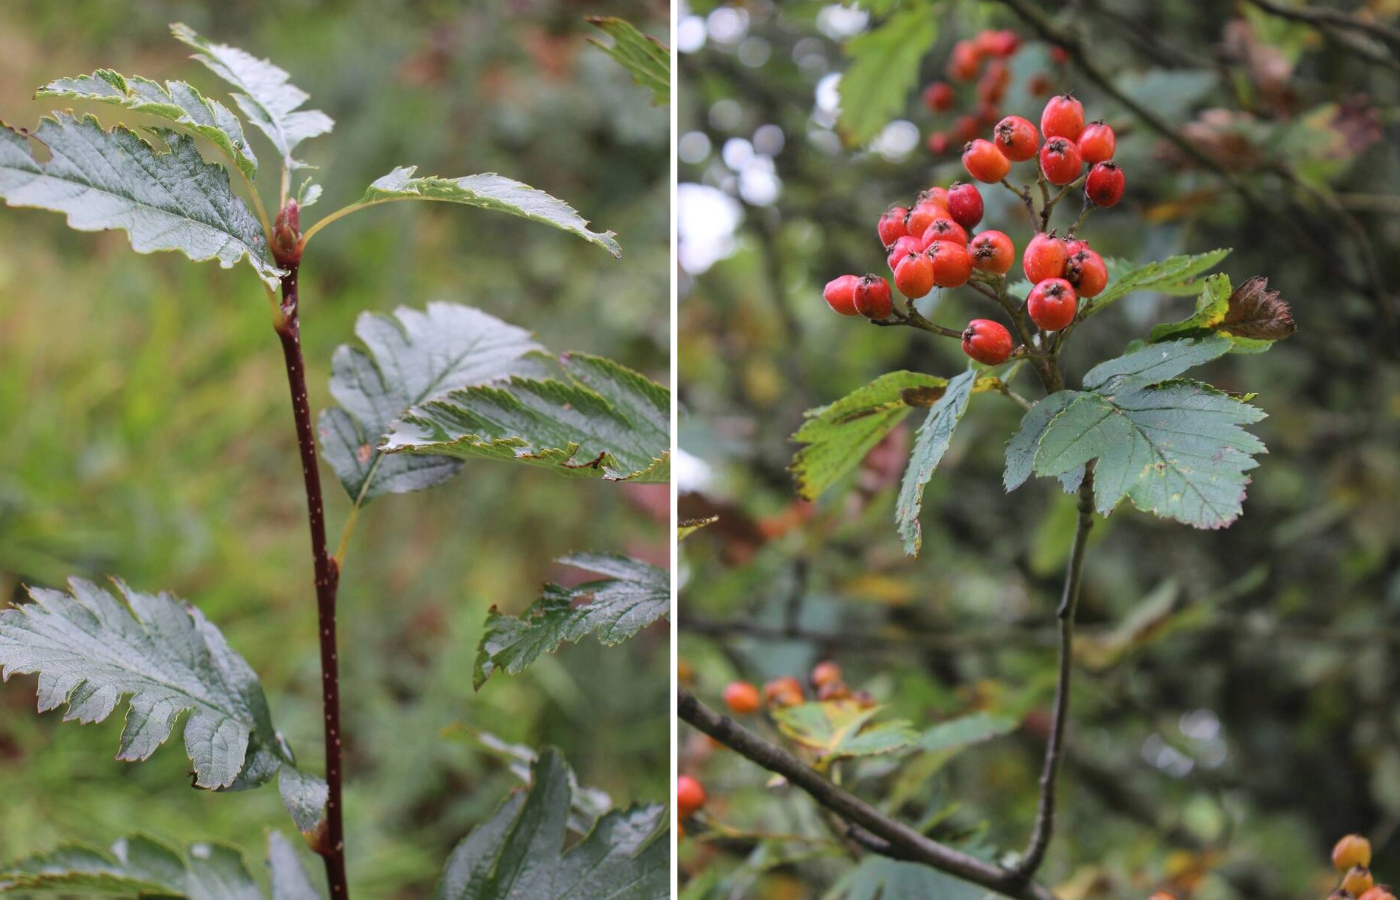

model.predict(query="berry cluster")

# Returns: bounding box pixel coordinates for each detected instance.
[1327,834,1392,900]
[923,30,1065,156]
[723,659,873,714]
[822,91,1124,368]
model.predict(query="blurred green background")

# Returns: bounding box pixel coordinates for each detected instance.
[0,0,669,894]
[677,0,1400,898]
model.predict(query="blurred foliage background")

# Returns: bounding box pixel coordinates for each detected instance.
[677,0,1400,898]
[0,0,669,895]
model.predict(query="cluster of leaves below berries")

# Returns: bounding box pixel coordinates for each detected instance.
[1326,834,1394,900]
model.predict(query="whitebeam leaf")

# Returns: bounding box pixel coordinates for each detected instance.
[382,353,670,483]
[171,23,332,166]
[1085,249,1231,318]
[474,554,669,689]
[338,166,621,257]
[37,69,259,178]
[1005,338,1268,529]
[432,748,667,900]
[586,17,670,106]
[0,114,281,287]
[318,302,545,504]
[0,834,263,899]
[267,833,318,900]
[0,578,299,791]
[895,368,979,557]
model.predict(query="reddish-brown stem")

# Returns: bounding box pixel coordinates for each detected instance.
[275,266,349,899]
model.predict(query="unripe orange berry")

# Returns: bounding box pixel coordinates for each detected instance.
[1344,867,1376,897]
[1147,894,1178,900]
[811,660,842,688]
[1334,835,1373,872]
[722,681,761,715]
[764,676,805,708]
[676,775,706,818]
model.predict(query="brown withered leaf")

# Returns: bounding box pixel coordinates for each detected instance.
[1221,276,1296,341]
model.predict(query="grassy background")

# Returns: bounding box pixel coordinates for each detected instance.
[0,0,670,895]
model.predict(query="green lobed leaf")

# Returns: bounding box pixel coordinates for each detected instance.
[1086,249,1232,318]
[587,17,670,106]
[1005,338,1269,529]
[474,554,669,689]
[171,23,332,166]
[677,516,718,542]
[266,833,317,900]
[790,371,947,501]
[0,113,281,287]
[895,368,979,557]
[772,700,918,766]
[1149,274,1295,352]
[474,730,614,833]
[0,834,262,899]
[37,69,259,178]
[333,166,621,257]
[432,747,667,900]
[382,352,670,483]
[838,9,938,146]
[835,856,988,900]
[919,713,1018,755]
[318,302,545,505]
[0,578,313,800]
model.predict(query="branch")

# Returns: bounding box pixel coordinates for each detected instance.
[1243,0,1400,52]
[275,264,350,899]
[677,688,1063,900]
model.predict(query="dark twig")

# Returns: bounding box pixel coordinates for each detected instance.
[1243,0,1400,51]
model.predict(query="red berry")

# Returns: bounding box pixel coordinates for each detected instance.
[1027,278,1078,331]
[975,101,1001,127]
[1077,121,1116,163]
[886,235,923,270]
[969,230,1014,274]
[926,131,951,155]
[1359,889,1396,900]
[1050,45,1069,65]
[853,274,894,319]
[962,319,1013,365]
[823,275,861,316]
[1022,232,1068,282]
[723,681,761,715]
[923,81,955,112]
[894,252,935,298]
[1085,161,1125,207]
[921,216,968,247]
[946,182,984,229]
[1041,93,1085,141]
[905,199,945,238]
[977,60,1010,104]
[1065,248,1107,298]
[922,186,951,208]
[677,775,706,818]
[993,115,1039,162]
[1028,72,1053,97]
[962,139,1011,183]
[1039,137,1083,185]
[811,660,842,687]
[878,207,909,246]
[953,114,982,143]
[948,40,981,81]
[928,240,973,288]
[764,676,805,707]
[1063,238,1088,257]
[985,29,1021,57]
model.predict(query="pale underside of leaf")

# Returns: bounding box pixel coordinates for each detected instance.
[171,23,332,165]
[895,369,979,557]
[474,554,669,689]
[317,302,546,504]
[0,113,280,286]
[266,832,318,900]
[382,352,670,484]
[38,69,259,178]
[1086,248,1231,317]
[432,748,668,900]
[0,834,262,900]
[586,17,670,106]
[350,166,621,257]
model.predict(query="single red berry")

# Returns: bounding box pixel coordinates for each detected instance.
[969,230,1014,274]
[1334,835,1373,872]
[1022,232,1068,282]
[1077,121,1116,163]
[953,114,982,143]
[1027,278,1078,331]
[1085,161,1125,206]
[993,115,1039,162]
[1359,889,1396,900]
[723,681,761,715]
[1065,248,1107,298]
[894,252,935,298]
[811,660,842,687]
[1063,238,1088,257]
[886,235,923,271]
[763,676,805,707]
[962,139,1011,183]
[1028,72,1053,96]
[905,199,946,239]
[985,29,1020,57]
[926,131,951,155]
[977,60,1010,104]
[975,101,1001,127]
[823,275,861,316]
[878,207,910,245]
[1039,136,1083,185]
[948,40,981,81]
[1050,45,1069,65]
[946,182,984,229]
[962,319,1013,365]
[974,29,999,56]
[922,186,951,208]
[921,215,968,247]
[853,274,894,319]
[1041,93,1085,141]
[923,81,955,112]
[677,775,706,818]
[928,240,973,288]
